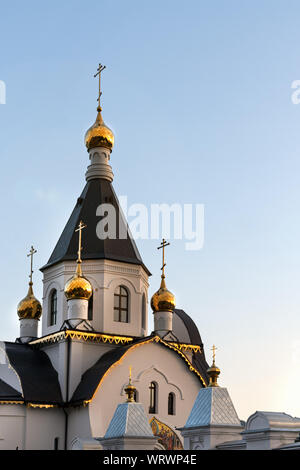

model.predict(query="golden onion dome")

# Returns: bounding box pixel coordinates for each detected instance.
[85,109,114,151]
[17,283,42,320]
[151,276,176,313]
[207,346,220,387]
[64,264,92,301]
[207,363,220,387]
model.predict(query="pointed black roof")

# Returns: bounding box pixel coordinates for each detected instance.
[41,179,150,274]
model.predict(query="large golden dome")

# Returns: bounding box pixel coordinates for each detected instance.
[64,265,92,301]
[85,110,114,151]
[17,284,42,320]
[151,276,176,312]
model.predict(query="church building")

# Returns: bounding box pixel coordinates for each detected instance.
[0,64,211,450]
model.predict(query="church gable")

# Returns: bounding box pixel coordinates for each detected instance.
[85,338,206,440]
[71,336,207,406]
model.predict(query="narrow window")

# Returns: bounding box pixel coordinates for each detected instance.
[54,437,59,450]
[149,381,157,414]
[50,290,57,326]
[141,293,146,330]
[168,392,175,415]
[114,286,129,323]
[134,389,139,403]
[88,293,93,321]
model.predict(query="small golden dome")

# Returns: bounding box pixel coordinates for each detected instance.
[207,363,220,387]
[64,264,92,301]
[151,276,176,312]
[85,109,114,151]
[17,283,42,320]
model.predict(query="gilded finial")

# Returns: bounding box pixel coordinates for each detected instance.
[74,220,87,276]
[124,366,136,403]
[85,63,114,151]
[157,238,170,287]
[150,239,176,312]
[17,246,42,320]
[94,63,106,113]
[64,220,92,301]
[207,344,220,387]
[27,246,37,287]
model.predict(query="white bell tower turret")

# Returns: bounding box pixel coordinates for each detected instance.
[40,64,150,338]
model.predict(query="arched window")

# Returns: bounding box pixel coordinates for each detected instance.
[88,293,93,321]
[141,293,146,330]
[50,290,57,326]
[168,392,175,415]
[134,389,139,403]
[149,381,158,414]
[114,286,129,323]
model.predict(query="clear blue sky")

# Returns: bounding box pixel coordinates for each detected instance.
[1,0,300,420]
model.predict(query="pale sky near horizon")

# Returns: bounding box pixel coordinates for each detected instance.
[1,0,300,421]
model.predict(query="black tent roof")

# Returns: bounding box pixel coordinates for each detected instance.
[3,342,62,405]
[41,179,150,275]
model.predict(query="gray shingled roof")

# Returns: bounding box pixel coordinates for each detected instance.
[104,402,154,438]
[185,387,241,428]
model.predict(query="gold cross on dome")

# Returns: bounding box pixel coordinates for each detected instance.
[75,220,87,263]
[27,246,37,284]
[94,63,106,112]
[157,238,170,278]
[211,344,217,363]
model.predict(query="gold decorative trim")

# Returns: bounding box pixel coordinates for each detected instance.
[82,335,206,406]
[168,342,202,353]
[0,400,24,405]
[27,403,57,409]
[29,330,134,347]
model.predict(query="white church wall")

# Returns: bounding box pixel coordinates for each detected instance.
[87,341,202,440]
[0,405,25,450]
[24,407,65,450]
[41,259,149,338]
[67,405,93,450]
[40,341,68,401]
[67,340,120,398]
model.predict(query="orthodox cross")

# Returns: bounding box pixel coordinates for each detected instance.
[211,344,217,364]
[75,220,87,264]
[27,246,37,285]
[157,238,170,278]
[94,63,106,112]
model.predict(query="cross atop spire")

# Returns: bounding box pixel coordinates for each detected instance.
[211,344,217,365]
[157,238,170,280]
[27,246,37,286]
[94,63,106,112]
[75,220,87,275]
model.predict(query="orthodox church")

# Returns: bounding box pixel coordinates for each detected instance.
[1,65,299,451]
[0,64,212,450]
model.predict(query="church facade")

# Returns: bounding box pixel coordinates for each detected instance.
[1,66,299,451]
[0,65,210,450]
